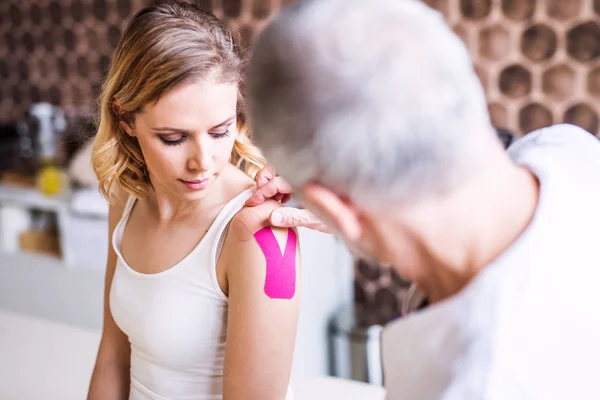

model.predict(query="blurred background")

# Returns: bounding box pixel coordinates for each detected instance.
[0,0,599,399]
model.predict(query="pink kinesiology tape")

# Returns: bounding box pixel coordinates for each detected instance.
[253,227,297,299]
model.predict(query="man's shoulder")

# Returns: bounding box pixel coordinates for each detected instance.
[508,124,600,160]
[381,289,496,399]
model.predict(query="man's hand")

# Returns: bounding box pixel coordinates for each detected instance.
[269,207,332,234]
[246,165,333,234]
[246,165,292,206]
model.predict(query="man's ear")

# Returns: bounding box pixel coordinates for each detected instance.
[300,183,362,242]
[113,102,135,137]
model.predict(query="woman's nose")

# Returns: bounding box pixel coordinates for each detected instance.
[187,141,213,172]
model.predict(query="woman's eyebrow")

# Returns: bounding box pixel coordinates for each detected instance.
[151,127,189,133]
[209,115,236,130]
[151,116,235,133]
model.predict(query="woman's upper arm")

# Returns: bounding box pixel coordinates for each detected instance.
[97,187,131,364]
[221,221,301,400]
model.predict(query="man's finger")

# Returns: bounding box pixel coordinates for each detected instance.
[274,193,284,202]
[246,180,280,206]
[246,177,293,206]
[270,208,333,234]
[281,194,292,204]
[255,164,277,187]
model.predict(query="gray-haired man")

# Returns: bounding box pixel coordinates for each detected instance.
[245,0,600,399]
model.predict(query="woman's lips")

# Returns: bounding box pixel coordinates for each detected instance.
[179,178,210,190]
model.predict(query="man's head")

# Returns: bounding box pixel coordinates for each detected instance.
[247,0,500,264]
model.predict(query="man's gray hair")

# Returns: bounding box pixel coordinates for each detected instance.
[247,0,496,206]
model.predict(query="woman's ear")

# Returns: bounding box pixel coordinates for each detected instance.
[113,102,135,137]
[120,121,135,137]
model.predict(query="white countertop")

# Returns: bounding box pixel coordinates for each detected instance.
[0,309,101,400]
[0,308,386,400]
[293,376,386,400]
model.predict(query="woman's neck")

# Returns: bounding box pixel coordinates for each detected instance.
[145,176,225,223]
[144,164,255,223]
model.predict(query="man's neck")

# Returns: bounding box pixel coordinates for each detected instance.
[377,154,540,304]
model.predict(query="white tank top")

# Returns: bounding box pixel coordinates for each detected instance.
[110,188,290,399]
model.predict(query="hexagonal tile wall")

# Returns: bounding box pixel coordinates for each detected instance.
[588,66,600,97]
[2,0,599,135]
[543,64,576,101]
[567,21,600,62]
[489,102,508,127]
[565,103,600,133]
[547,0,583,20]
[461,0,492,19]
[521,24,558,62]
[480,24,511,61]
[0,0,292,122]
[447,0,600,137]
[502,0,536,22]
[519,102,554,133]
[500,64,533,98]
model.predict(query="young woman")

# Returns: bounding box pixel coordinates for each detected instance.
[87,2,301,399]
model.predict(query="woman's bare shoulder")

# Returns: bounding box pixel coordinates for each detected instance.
[229,200,283,242]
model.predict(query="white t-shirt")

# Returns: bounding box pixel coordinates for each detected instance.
[381,124,600,400]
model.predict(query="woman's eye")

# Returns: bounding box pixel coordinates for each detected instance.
[210,130,231,139]
[158,135,186,146]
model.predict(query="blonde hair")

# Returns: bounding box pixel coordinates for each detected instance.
[92,1,266,201]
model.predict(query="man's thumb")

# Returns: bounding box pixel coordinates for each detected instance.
[270,210,285,226]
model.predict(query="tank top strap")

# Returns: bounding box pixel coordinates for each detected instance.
[209,187,255,253]
[112,194,137,253]
[122,194,137,221]
[206,187,255,299]
[212,187,255,232]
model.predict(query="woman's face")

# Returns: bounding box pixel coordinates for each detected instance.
[123,80,238,200]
